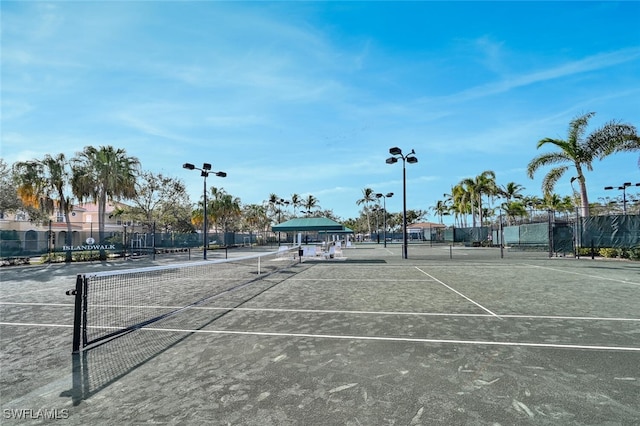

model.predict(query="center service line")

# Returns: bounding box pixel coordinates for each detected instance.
[414,266,502,319]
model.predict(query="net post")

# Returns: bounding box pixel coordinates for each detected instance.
[81,276,88,349]
[70,274,84,353]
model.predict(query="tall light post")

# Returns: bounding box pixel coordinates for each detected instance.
[386,147,418,259]
[604,182,640,215]
[375,192,393,248]
[372,206,381,243]
[276,198,290,246]
[183,163,227,259]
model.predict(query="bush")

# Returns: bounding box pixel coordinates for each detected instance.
[578,247,595,256]
[629,247,640,261]
[599,247,618,258]
[618,248,630,259]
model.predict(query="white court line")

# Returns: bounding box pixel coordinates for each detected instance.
[1,303,638,323]
[3,322,638,352]
[524,264,640,286]
[139,326,640,352]
[290,278,428,281]
[0,322,72,328]
[0,302,74,307]
[414,267,501,318]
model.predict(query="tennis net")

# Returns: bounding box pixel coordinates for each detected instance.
[68,247,300,352]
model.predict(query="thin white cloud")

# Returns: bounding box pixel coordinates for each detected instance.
[442,47,640,104]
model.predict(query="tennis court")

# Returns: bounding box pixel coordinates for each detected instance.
[1,244,639,425]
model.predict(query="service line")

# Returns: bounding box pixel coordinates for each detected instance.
[141,327,640,352]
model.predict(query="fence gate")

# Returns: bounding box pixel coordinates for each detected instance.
[552,223,574,255]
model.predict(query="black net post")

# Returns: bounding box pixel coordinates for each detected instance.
[68,274,85,353]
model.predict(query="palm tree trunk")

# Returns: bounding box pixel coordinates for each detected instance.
[578,181,590,217]
[98,191,107,259]
[63,199,73,263]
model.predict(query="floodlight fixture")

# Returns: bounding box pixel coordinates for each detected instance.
[604,182,640,215]
[182,162,227,259]
[374,192,394,247]
[385,147,418,259]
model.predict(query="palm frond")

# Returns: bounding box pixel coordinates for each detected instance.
[585,120,640,158]
[541,166,568,196]
[526,152,570,178]
[567,112,595,145]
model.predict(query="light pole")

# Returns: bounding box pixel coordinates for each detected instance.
[386,147,418,259]
[183,163,227,259]
[372,206,381,243]
[276,198,290,246]
[123,224,128,259]
[375,192,393,248]
[604,182,640,215]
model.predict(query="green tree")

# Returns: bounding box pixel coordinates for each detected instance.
[527,112,639,217]
[303,194,319,214]
[241,203,270,240]
[501,201,528,225]
[356,187,377,236]
[124,171,192,233]
[431,200,449,224]
[405,209,427,225]
[290,193,302,217]
[499,182,525,203]
[209,187,241,237]
[13,153,75,260]
[71,146,140,257]
[0,159,22,215]
[461,170,496,227]
[447,184,472,227]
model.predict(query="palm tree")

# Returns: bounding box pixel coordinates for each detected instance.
[522,195,544,222]
[543,193,564,220]
[447,184,471,227]
[266,193,280,221]
[461,170,496,227]
[356,187,377,237]
[431,200,449,224]
[71,146,140,257]
[14,153,75,261]
[499,182,525,203]
[242,203,269,236]
[290,193,302,217]
[527,112,639,217]
[303,194,319,214]
[502,201,528,225]
[209,188,241,242]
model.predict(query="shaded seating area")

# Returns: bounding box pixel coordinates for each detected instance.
[272,217,353,260]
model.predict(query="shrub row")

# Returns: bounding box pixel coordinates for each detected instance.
[598,247,640,260]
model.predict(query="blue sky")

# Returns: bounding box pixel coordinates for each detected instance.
[2,1,639,224]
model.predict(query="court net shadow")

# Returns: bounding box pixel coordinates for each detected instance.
[60,262,312,406]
